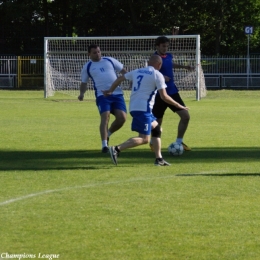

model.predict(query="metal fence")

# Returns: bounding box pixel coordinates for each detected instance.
[0,56,17,88]
[202,55,260,89]
[0,55,260,89]
[0,55,43,88]
[17,56,44,88]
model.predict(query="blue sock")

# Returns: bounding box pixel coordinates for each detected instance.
[176,138,183,144]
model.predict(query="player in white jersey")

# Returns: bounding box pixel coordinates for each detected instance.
[78,44,127,153]
[102,55,189,166]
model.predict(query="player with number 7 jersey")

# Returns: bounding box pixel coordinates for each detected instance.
[102,55,189,166]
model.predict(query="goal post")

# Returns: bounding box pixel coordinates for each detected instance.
[44,35,206,100]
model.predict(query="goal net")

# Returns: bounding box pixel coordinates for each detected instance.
[44,36,206,100]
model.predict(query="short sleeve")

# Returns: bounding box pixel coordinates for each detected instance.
[155,71,167,90]
[124,70,134,81]
[81,63,90,83]
[108,57,124,72]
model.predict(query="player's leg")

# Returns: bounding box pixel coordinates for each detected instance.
[176,109,191,150]
[156,117,163,126]
[100,111,110,153]
[168,93,191,151]
[151,121,162,159]
[108,94,127,138]
[151,121,170,166]
[152,94,167,126]
[109,109,126,134]
[109,133,149,166]
[96,95,112,153]
[175,109,190,139]
[108,111,150,165]
[114,111,151,151]
[118,133,149,151]
[150,95,167,151]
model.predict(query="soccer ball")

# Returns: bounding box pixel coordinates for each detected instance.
[168,142,184,156]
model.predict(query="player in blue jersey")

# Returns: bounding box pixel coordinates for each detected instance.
[78,44,127,153]
[102,55,189,166]
[151,36,194,151]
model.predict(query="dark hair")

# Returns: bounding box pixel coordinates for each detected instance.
[155,36,170,46]
[88,44,99,53]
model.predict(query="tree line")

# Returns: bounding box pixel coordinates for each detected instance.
[0,0,259,55]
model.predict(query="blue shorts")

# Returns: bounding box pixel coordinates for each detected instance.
[130,111,157,135]
[96,94,127,115]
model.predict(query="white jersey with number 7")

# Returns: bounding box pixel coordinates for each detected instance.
[124,66,167,113]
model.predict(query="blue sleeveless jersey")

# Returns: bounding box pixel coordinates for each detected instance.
[155,52,179,95]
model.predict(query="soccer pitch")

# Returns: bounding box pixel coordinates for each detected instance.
[0,90,260,260]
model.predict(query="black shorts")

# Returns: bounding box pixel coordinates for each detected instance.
[152,92,185,119]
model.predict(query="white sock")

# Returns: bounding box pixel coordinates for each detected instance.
[102,140,108,148]
[176,138,183,144]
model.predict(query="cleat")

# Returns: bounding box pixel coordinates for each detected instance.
[181,142,191,151]
[154,158,171,166]
[109,146,118,165]
[102,146,109,153]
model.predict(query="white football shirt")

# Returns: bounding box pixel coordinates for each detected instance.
[124,66,167,112]
[81,57,124,97]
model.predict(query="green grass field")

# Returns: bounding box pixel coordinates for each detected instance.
[1,90,260,260]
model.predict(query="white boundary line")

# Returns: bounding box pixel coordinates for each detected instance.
[0,171,224,207]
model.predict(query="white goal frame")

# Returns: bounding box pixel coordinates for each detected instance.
[44,35,206,100]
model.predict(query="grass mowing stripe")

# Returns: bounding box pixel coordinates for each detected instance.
[0,170,226,206]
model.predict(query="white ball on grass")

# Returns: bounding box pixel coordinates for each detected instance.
[168,142,184,156]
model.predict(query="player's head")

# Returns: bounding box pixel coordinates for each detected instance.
[88,44,101,61]
[148,55,162,70]
[155,36,169,55]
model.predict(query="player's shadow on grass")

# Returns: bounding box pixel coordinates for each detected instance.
[0,149,112,171]
[0,147,259,171]
[177,173,260,177]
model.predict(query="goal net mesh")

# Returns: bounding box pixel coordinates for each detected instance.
[44,36,206,100]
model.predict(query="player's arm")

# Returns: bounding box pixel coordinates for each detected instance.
[158,88,189,110]
[102,75,126,96]
[78,82,88,101]
[119,68,132,89]
[164,75,171,82]
[120,68,128,75]
[174,63,194,71]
